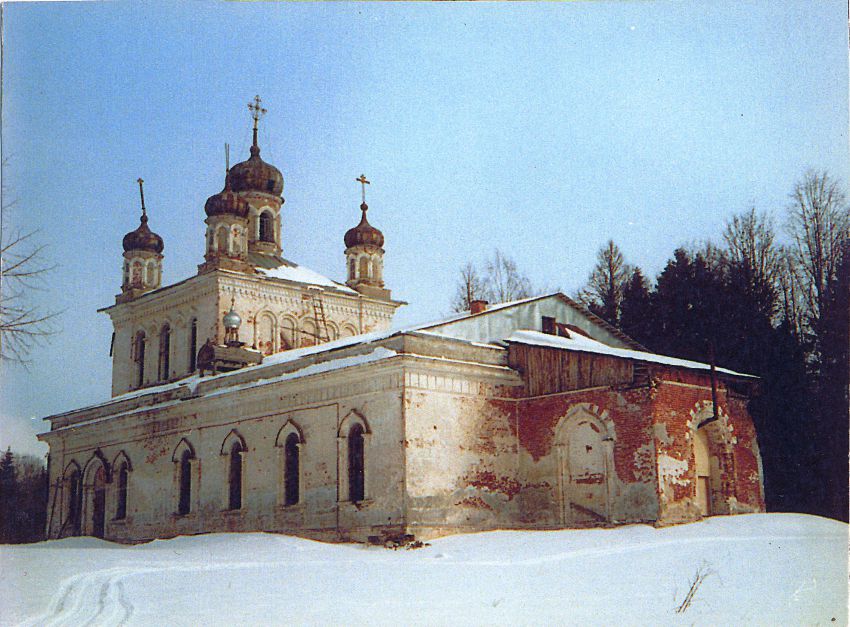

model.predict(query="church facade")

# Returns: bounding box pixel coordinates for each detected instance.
[39,101,765,544]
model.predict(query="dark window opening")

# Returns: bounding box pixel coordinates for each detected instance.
[135,332,146,388]
[92,466,106,538]
[116,464,129,520]
[189,319,198,372]
[178,450,192,515]
[259,212,274,243]
[158,325,171,381]
[228,442,243,510]
[266,179,276,193]
[67,470,82,534]
[348,424,365,502]
[284,433,300,506]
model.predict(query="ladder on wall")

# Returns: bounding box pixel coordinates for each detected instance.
[307,286,331,344]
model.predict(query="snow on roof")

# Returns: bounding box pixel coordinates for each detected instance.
[201,347,398,400]
[48,348,398,432]
[256,259,356,294]
[507,329,756,378]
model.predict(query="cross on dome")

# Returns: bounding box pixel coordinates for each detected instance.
[137,178,147,218]
[247,95,267,149]
[356,174,370,207]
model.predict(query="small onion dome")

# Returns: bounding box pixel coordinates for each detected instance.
[223,305,242,330]
[122,214,164,254]
[344,203,384,249]
[226,144,283,196]
[204,184,249,218]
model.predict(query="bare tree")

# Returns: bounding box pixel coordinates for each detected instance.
[451,262,489,312]
[578,240,633,324]
[723,208,781,286]
[484,249,533,305]
[451,250,534,312]
[1,160,60,364]
[784,171,850,343]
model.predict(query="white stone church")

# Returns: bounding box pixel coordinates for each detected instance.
[39,101,765,544]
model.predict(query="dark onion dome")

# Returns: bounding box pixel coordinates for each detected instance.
[204,183,250,218]
[344,203,384,249]
[122,213,164,253]
[226,144,283,196]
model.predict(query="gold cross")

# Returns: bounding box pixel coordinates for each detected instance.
[356,174,370,204]
[137,178,146,216]
[247,95,267,130]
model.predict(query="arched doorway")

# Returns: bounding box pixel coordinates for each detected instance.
[556,411,611,525]
[91,466,107,538]
[694,427,713,516]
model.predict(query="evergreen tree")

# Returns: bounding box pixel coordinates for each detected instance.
[578,240,633,325]
[0,448,18,543]
[619,268,653,346]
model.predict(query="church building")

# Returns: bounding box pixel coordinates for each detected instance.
[39,99,765,544]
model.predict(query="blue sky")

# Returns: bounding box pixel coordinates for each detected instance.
[2,1,848,456]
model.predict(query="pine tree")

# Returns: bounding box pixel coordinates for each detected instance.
[0,448,18,543]
[619,268,653,346]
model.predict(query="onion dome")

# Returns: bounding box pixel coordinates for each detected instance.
[223,301,242,330]
[123,180,164,253]
[123,214,164,253]
[205,181,249,218]
[226,144,283,196]
[344,203,384,249]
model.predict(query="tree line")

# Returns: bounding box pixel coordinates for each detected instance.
[455,170,848,522]
[0,447,48,543]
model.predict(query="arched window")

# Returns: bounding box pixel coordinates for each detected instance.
[65,467,82,535]
[216,225,229,254]
[259,313,275,355]
[158,324,171,381]
[348,423,365,503]
[284,433,300,506]
[134,331,146,387]
[188,318,198,372]
[91,466,107,538]
[359,256,369,280]
[228,441,243,510]
[349,258,356,280]
[131,260,143,286]
[178,449,193,515]
[115,463,129,520]
[146,260,157,287]
[122,260,130,287]
[259,211,274,243]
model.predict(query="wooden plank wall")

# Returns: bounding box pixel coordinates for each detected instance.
[508,344,634,396]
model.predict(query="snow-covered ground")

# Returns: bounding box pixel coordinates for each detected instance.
[1,514,845,626]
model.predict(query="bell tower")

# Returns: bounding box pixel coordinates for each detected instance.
[344,175,391,301]
[118,178,164,304]
[224,96,285,262]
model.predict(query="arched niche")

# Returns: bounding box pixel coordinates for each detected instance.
[553,404,615,526]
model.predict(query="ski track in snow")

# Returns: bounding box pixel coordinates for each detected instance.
[14,530,839,626]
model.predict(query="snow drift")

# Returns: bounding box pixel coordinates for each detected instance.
[1,514,845,626]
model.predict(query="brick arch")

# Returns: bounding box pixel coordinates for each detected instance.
[687,400,735,516]
[554,403,615,443]
[63,459,82,479]
[275,419,305,446]
[220,429,247,455]
[82,449,111,485]
[338,409,371,437]
[111,450,133,473]
[553,404,615,525]
[171,437,196,462]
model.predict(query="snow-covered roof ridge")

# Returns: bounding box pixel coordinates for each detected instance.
[506,329,756,379]
[256,257,357,294]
